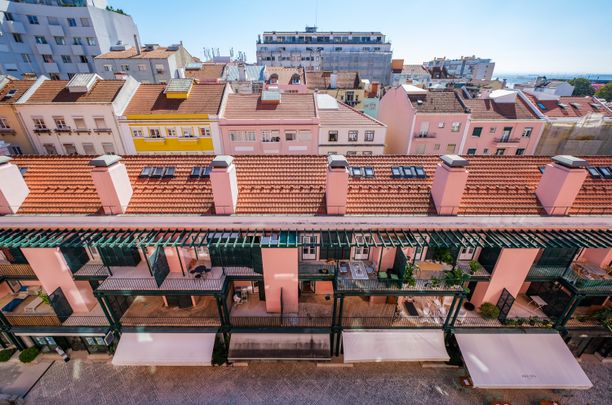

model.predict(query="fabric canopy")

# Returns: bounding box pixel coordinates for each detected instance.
[228,333,330,361]
[112,332,215,366]
[342,330,450,363]
[456,333,592,389]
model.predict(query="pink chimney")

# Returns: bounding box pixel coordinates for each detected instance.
[89,155,133,215]
[430,155,469,215]
[536,155,588,216]
[325,154,349,215]
[0,156,29,214]
[210,155,238,215]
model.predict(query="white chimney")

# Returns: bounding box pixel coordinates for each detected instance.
[0,156,29,215]
[330,73,338,89]
[238,63,247,82]
[210,155,238,215]
[89,155,133,215]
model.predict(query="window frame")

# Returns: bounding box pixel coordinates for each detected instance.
[348,130,359,142]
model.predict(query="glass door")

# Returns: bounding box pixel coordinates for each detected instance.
[301,235,317,260]
[82,336,109,354]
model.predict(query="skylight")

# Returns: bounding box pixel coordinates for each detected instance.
[391,166,427,178]
[189,166,211,178]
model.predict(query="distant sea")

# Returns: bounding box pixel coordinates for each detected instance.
[495,73,612,88]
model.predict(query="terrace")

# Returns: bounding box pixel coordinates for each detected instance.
[120,295,221,327]
[456,294,554,329]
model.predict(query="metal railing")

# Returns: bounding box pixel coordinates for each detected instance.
[230,316,333,328]
[342,316,444,328]
[0,263,36,278]
[222,267,261,278]
[413,132,437,139]
[62,316,109,327]
[298,263,336,279]
[526,265,568,280]
[73,263,110,278]
[455,316,554,328]
[97,275,226,292]
[2,314,61,327]
[121,316,221,327]
[494,136,521,143]
[335,278,462,293]
[564,317,602,329]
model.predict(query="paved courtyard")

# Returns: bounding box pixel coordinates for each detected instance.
[17,360,612,405]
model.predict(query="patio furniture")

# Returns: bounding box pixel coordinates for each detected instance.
[456,310,467,324]
[349,261,369,280]
[528,295,548,310]
[365,266,374,274]
[377,271,388,280]
[24,296,43,313]
[190,265,208,275]
[2,298,24,312]
[339,262,349,274]
[463,302,476,311]
[403,301,419,316]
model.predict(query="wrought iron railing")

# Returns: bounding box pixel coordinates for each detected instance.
[494,136,521,143]
[564,317,603,329]
[341,316,445,328]
[73,263,110,278]
[527,265,568,280]
[121,316,221,327]
[562,269,612,293]
[0,263,36,278]
[335,278,462,293]
[97,275,226,292]
[62,316,109,327]
[298,263,336,279]
[455,316,554,328]
[222,267,261,278]
[230,316,332,328]
[2,314,61,327]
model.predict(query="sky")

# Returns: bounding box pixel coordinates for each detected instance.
[110,0,612,75]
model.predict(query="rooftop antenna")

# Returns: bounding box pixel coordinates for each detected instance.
[315,0,318,29]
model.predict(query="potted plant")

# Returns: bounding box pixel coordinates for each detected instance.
[37,290,50,306]
[0,348,15,362]
[469,260,482,273]
[592,307,612,332]
[18,347,40,363]
[402,262,416,287]
[479,302,500,320]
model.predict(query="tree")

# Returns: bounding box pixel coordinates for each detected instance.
[595,82,612,102]
[569,78,595,96]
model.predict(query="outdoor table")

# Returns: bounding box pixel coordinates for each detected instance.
[528,295,548,310]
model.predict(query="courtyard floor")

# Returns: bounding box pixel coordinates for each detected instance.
[16,358,612,405]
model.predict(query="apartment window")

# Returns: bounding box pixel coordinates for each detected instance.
[438,122,445,128]
[262,130,280,142]
[199,127,211,137]
[33,117,47,130]
[49,73,60,80]
[86,37,96,46]
[21,54,31,63]
[73,117,86,129]
[446,144,456,154]
[120,64,129,71]
[285,130,296,141]
[229,131,242,141]
[181,127,195,138]
[148,128,161,138]
[516,148,525,156]
[328,130,338,142]
[467,148,477,155]
[12,33,23,43]
[79,55,88,64]
[433,143,440,151]
[47,16,59,25]
[472,127,482,137]
[301,235,317,260]
[80,17,91,27]
[102,143,115,155]
[132,128,144,137]
[137,64,147,71]
[63,143,77,155]
[353,235,372,260]
[4,12,14,21]
[0,118,10,129]
[103,65,112,72]
[73,37,83,45]
[451,122,461,132]
[522,127,533,138]
[495,148,505,156]
[483,148,489,154]
[61,55,72,64]
[154,64,165,74]
[43,143,57,155]
[54,117,69,129]
[8,145,22,155]
[297,130,311,142]
[489,127,496,133]
[166,127,177,137]
[27,15,39,25]
[35,36,48,45]
[67,18,77,27]
[364,130,374,142]
[54,36,66,45]
[94,117,107,129]
[82,143,96,155]
[348,130,358,142]
[41,55,54,64]
[246,131,257,141]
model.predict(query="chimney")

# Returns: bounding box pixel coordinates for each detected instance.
[536,155,588,216]
[0,156,29,215]
[431,155,469,215]
[133,34,141,55]
[210,155,238,215]
[330,72,338,89]
[325,155,349,215]
[89,155,133,215]
[238,63,247,82]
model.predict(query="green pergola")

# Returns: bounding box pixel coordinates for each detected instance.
[0,228,610,249]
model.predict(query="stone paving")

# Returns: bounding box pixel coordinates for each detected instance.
[23,360,612,405]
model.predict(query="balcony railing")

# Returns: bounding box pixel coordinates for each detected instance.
[342,316,445,328]
[0,263,36,278]
[335,278,463,293]
[230,316,332,328]
[455,316,554,328]
[413,132,437,139]
[494,136,521,143]
[61,315,109,327]
[298,263,336,279]
[564,317,603,329]
[97,275,226,292]
[121,316,221,327]
[527,265,568,280]
[563,270,612,293]
[73,263,110,278]
[222,267,261,278]
[2,314,61,327]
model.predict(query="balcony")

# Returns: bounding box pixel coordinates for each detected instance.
[0,263,36,279]
[222,266,261,279]
[563,262,612,293]
[494,136,521,144]
[98,275,226,293]
[230,315,332,328]
[413,132,437,139]
[72,263,110,279]
[54,127,72,134]
[5,21,26,34]
[455,295,555,329]
[120,296,221,327]
[0,128,16,135]
[33,128,51,134]
[298,262,336,280]
[527,265,568,281]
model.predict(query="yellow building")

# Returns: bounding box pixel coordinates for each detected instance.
[120,79,228,154]
[0,77,36,154]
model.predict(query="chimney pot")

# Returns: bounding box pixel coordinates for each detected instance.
[0,157,29,215]
[325,154,349,215]
[89,155,133,215]
[431,154,469,215]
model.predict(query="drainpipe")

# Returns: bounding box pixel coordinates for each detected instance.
[335,295,345,356]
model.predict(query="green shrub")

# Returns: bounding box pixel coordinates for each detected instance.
[18,347,39,363]
[0,348,15,362]
[479,303,500,320]
[469,260,481,273]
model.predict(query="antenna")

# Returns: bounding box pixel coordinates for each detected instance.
[315,0,318,29]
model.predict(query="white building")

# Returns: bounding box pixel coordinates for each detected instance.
[256,27,392,84]
[424,56,495,81]
[94,43,194,84]
[15,73,139,155]
[0,0,139,80]
[515,77,575,97]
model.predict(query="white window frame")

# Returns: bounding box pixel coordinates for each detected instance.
[301,235,317,260]
[63,143,77,155]
[522,127,533,138]
[199,127,211,137]
[93,117,107,129]
[166,127,177,137]
[82,143,96,155]
[53,117,69,129]
[364,130,374,142]
[33,117,47,129]
[132,128,144,137]
[353,234,371,260]
[148,128,161,138]
[451,122,461,132]
[348,130,358,142]
[0,118,10,129]
[181,127,195,138]
[285,130,296,141]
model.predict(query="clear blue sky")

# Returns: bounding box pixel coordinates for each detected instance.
[110,0,612,74]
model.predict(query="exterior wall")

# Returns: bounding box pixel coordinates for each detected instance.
[315,89,368,110]
[0,0,139,80]
[535,121,612,156]
[0,104,34,153]
[262,248,298,313]
[16,102,128,155]
[219,123,319,155]
[580,248,612,268]
[377,86,414,154]
[470,248,539,307]
[318,125,386,155]
[21,247,97,313]
[462,119,545,155]
[409,113,470,155]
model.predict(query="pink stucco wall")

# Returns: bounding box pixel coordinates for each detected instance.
[325,166,349,215]
[218,123,319,155]
[0,281,11,297]
[462,120,545,155]
[536,163,587,215]
[470,248,539,306]
[580,248,612,268]
[315,281,334,295]
[21,247,97,312]
[90,163,133,215]
[210,164,238,214]
[378,87,414,154]
[431,163,469,215]
[262,248,299,313]
[409,113,470,155]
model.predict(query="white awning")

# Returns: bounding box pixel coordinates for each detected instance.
[112,332,216,366]
[228,333,330,361]
[456,333,592,389]
[343,330,450,363]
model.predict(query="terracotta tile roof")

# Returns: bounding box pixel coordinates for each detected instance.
[409,90,468,114]
[223,93,316,120]
[124,83,225,116]
[526,95,612,118]
[401,65,430,76]
[305,71,360,90]
[0,79,36,104]
[25,80,125,104]
[9,155,612,216]
[462,97,539,120]
[96,47,177,60]
[265,67,305,85]
[318,101,385,127]
[184,64,226,82]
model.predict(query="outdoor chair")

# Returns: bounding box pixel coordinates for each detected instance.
[377,271,388,281]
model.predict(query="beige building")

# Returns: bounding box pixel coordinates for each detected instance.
[0,76,36,154]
